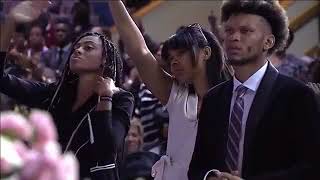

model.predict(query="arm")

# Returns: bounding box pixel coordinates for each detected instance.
[0,52,53,108]
[108,1,172,104]
[89,90,134,179]
[0,17,15,52]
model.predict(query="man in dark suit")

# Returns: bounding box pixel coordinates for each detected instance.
[40,17,72,80]
[188,1,320,180]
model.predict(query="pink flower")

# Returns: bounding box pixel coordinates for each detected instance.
[0,112,32,140]
[20,149,78,180]
[19,150,44,180]
[53,153,79,180]
[0,136,23,176]
[29,110,57,148]
[0,110,78,180]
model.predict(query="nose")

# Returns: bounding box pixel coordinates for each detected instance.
[74,46,83,56]
[170,56,180,67]
[228,31,240,41]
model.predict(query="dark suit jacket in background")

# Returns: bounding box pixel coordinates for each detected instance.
[188,63,320,180]
[40,46,71,72]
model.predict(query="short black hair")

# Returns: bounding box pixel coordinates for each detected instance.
[54,16,72,29]
[221,0,289,54]
[275,28,294,57]
[29,22,45,37]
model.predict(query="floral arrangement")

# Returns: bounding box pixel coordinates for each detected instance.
[0,110,78,180]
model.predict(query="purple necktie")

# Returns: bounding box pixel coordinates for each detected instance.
[225,85,248,171]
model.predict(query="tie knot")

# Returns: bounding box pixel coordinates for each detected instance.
[235,85,247,97]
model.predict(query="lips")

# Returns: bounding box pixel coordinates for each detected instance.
[71,56,82,61]
[226,46,242,55]
[172,69,184,76]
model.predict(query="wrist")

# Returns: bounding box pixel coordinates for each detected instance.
[96,100,112,111]
[99,95,112,102]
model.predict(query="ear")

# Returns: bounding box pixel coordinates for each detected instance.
[202,46,212,61]
[264,34,275,51]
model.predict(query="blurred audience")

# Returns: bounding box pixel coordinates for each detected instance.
[40,16,72,82]
[270,29,310,82]
[125,118,144,155]
[91,26,112,40]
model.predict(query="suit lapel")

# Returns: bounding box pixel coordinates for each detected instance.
[217,80,234,170]
[242,63,279,175]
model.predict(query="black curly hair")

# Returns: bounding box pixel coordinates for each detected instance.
[221,0,289,54]
[48,32,123,110]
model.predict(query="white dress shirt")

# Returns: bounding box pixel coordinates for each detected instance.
[229,62,268,173]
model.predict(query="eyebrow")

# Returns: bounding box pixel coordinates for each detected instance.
[76,40,100,47]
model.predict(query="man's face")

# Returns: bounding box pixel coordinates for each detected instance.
[54,23,70,46]
[222,13,271,66]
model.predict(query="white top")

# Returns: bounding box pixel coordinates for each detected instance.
[229,62,268,173]
[152,82,198,180]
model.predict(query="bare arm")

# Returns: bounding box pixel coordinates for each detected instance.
[0,17,15,51]
[108,1,172,104]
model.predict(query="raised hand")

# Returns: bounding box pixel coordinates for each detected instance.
[0,1,51,51]
[10,1,52,23]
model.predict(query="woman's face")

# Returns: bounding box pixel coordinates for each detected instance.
[126,126,141,154]
[168,49,195,83]
[69,35,104,74]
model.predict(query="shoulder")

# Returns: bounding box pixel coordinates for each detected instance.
[41,48,55,58]
[114,88,134,101]
[275,74,317,102]
[277,74,310,91]
[113,88,134,113]
[206,80,232,98]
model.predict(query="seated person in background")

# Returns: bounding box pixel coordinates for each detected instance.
[122,118,160,180]
[125,118,145,155]
[27,22,48,66]
[269,29,310,82]
[40,16,72,82]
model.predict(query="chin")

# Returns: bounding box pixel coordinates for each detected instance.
[69,64,82,74]
[228,57,253,66]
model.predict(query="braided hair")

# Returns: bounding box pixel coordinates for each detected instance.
[48,32,123,111]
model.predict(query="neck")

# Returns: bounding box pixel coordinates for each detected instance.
[74,73,97,107]
[31,45,43,53]
[269,54,282,67]
[192,70,209,99]
[58,42,69,49]
[233,56,267,83]
[16,46,26,53]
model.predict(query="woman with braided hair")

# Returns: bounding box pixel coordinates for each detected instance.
[0,2,134,179]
